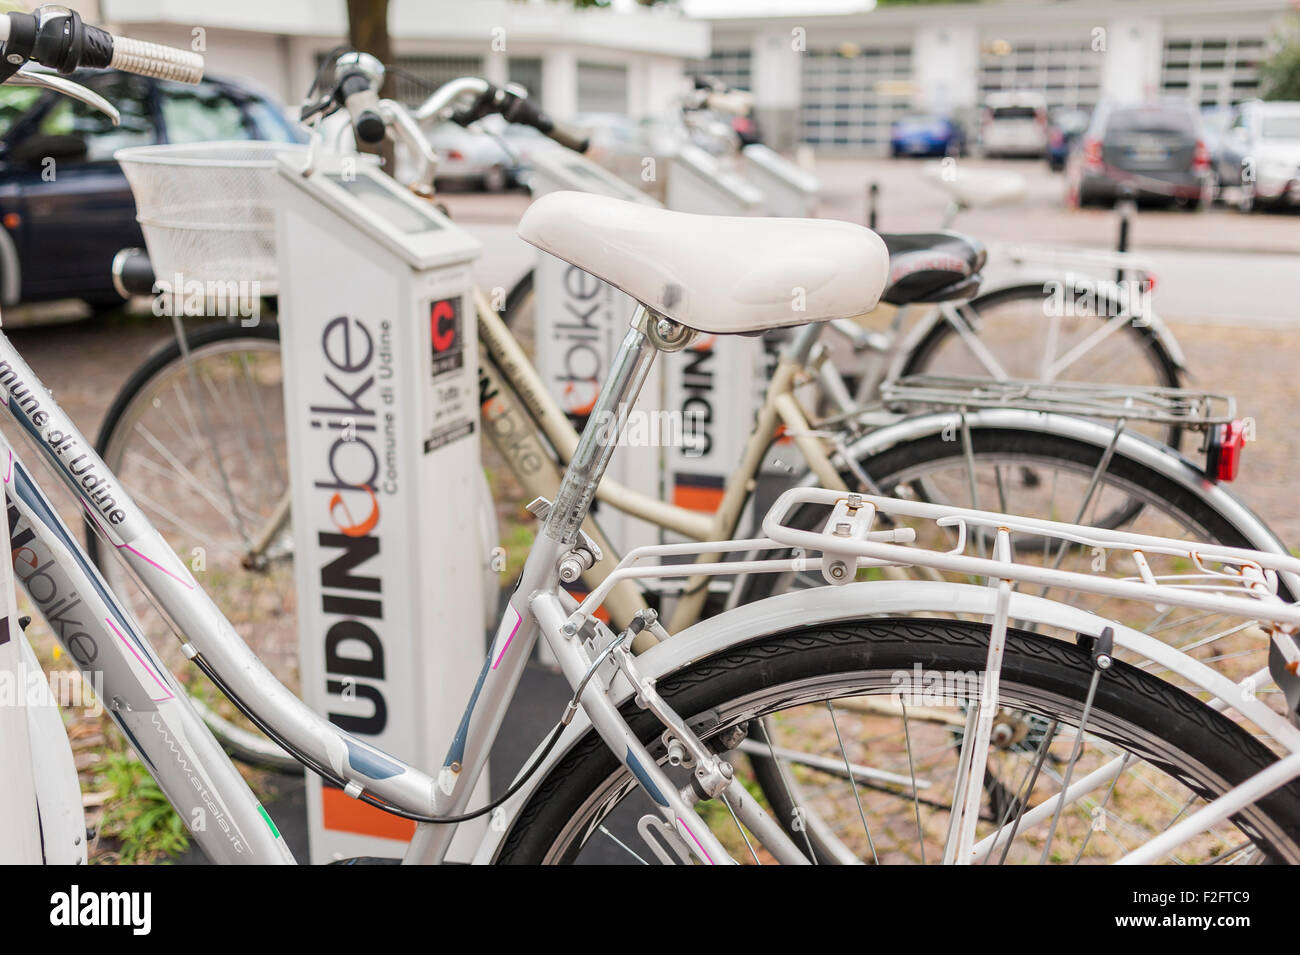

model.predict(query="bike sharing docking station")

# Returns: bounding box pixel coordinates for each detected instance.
[661,144,766,535]
[524,139,666,562]
[741,143,821,219]
[273,153,488,863]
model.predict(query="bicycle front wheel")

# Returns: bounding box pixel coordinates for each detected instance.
[497,617,1300,864]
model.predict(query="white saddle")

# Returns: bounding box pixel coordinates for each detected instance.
[517,191,890,336]
[922,163,1027,209]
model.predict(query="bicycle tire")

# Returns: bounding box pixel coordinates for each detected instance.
[495,617,1300,864]
[734,424,1293,860]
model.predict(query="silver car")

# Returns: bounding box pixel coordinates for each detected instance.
[1215,99,1300,212]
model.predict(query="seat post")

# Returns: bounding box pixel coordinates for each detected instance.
[542,304,662,548]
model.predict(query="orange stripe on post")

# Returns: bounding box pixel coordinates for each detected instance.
[321,784,417,841]
[673,484,725,512]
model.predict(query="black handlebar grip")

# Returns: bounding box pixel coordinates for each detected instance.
[545,123,591,155]
[79,23,114,69]
[337,70,386,145]
[111,248,156,299]
[354,109,385,145]
[503,94,590,154]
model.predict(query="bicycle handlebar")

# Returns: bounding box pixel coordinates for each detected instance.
[451,82,590,154]
[0,5,203,84]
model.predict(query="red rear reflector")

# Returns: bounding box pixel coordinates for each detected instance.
[1214,421,1247,482]
[1193,139,1211,171]
[1082,138,1102,167]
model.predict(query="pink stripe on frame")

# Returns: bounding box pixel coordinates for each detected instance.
[491,609,522,670]
[678,818,715,865]
[106,616,174,702]
[80,500,194,590]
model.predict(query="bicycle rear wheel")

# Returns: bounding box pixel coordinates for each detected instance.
[734,419,1295,860]
[497,617,1300,864]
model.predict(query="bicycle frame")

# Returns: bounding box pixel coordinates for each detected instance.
[476,287,870,633]
[0,301,812,864]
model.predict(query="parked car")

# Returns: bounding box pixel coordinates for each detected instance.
[890,113,966,158]
[1198,104,1235,201]
[0,69,303,310]
[1214,99,1300,212]
[426,117,527,192]
[979,92,1048,158]
[1046,107,1090,171]
[1067,100,1211,209]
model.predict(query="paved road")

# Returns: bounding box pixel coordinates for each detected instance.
[443,158,1300,329]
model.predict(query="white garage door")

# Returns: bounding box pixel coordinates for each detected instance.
[799,46,913,149]
[578,62,628,115]
[692,48,753,91]
[1161,35,1265,109]
[978,40,1102,112]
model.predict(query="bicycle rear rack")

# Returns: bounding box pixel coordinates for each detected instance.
[989,241,1155,281]
[565,485,1300,658]
[559,485,1300,863]
[880,375,1236,432]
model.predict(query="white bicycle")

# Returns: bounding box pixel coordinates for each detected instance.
[4,6,1300,866]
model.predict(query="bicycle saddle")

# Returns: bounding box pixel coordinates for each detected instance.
[879,231,986,306]
[922,163,1027,208]
[517,191,890,335]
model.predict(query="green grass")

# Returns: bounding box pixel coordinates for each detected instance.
[95,750,190,864]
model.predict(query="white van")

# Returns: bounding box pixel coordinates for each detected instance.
[981,92,1049,158]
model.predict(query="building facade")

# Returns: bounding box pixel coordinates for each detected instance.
[98,0,709,120]
[693,0,1298,151]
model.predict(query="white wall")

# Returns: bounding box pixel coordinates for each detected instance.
[1102,16,1164,105]
[912,23,979,112]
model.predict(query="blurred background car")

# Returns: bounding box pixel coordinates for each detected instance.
[1198,104,1235,201]
[1067,100,1211,209]
[1046,106,1091,171]
[0,69,302,311]
[979,92,1048,158]
[427,118,527,192]
[1214,99,1300,212]
[889,113,967,158]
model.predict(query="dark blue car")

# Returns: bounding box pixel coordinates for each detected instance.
[890,114,966,158]
[0,70,302,310]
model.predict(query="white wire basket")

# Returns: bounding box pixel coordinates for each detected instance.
[115,141,308,295]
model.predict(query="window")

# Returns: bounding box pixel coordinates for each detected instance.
[508,57,544,102]
[1161,34,1266,110]
[387,54,484,107]
[159,80,249,143]
[36,73,154,161]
